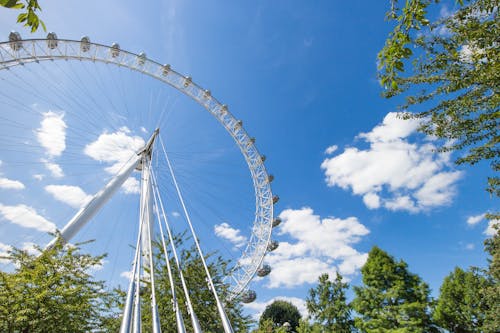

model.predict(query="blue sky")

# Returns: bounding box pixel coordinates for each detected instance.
[0,0,497,320]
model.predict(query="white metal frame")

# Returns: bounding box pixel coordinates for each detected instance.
[0,36,274,299]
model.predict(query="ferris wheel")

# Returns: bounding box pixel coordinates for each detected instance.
[0,32,280,332]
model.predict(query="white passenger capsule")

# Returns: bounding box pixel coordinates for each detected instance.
[137,52,146,66]
[257,264,271,277]
[110,43,120,58]
[162,64,171,76]
[267,240,279,252]
[235,120,243,130]
[220,105,228,115]
[241,290,257,303]
[46,32,58,49]
[272,195,279,204]
[80,36,90,52]
[8,31,22,51]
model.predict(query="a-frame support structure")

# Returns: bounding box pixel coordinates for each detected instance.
[44,128,235,333]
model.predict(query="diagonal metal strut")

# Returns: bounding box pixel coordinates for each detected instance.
[45,129,159,250]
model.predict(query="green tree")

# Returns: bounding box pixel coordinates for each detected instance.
[483,224,500,332]
[0,0,45,32]
[352,246,437,333]
[379,0,499,196]
[434,267,490,332]
[296,319,323,333]
[260,300,302,331]
[253,318,291,333]
[306,273,354,332]
[121,233,252,332]
[0,239,114,332]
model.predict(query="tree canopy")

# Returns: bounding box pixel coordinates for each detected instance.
[434,267,490,332]
[0,233,252,332]
[378,0,499,197]
[121,234,252,333]
[352,246,437,332]
[306,273,354,333]
[260,300,302,331]
[482,224,500,332]
[0,239,114,332]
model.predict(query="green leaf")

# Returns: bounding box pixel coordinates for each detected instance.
[378,0,499,195]
[0,0,24,9]
[16,12,27,23]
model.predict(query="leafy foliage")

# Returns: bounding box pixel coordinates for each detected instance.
[483,224,500,332]
[352,246,437,332]
[255,318,274,333]
[0,0,46,32]
[296,319,323,333]
[0,233,251,332]
[433,267,491,332]
[306,273,354,332]
[379,0,499,195]
[0,238,114,332]
[260,300,302,331]
[123,233,252,332]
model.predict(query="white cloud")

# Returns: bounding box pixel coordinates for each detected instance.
[0,162,25,190]
[414,171,462,208]
[357,112,420,142]
[266,256,338,289]
[243,296,308,320]
[324,145,338,155]
[0,204,56,233]
[21,242,40,255]
[0,242,12,264]
[35,113,66,179]
[42,159,64,178]
[89,259,108,272]
[33,174,44,181]
[321,112,462,213]
[172,211,181,218]
[384,195,418,213]
[459,45,474,63]
[122,177,140,194]
[465,243,475,250]
[439,5,452,18]
[45,185,92,209]
[214,222,247,248]
[265,207,369,289]
[0,242,40,264]
[484,220,499,237]
[0,177,25,190]
[362,192,380,209]
[120,270,133,281]
[36,111,67,157]
[467,213,485,226]
[84,127,145,174]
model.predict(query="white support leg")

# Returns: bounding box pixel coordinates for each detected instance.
[45,154,141,250]
[45,129,159,250]
[140,157,161,333]
[132,249,142,333]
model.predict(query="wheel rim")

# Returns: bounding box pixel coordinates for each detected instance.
[0,36,274,299]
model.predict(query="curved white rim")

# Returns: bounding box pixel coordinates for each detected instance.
[0,37,274,299]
